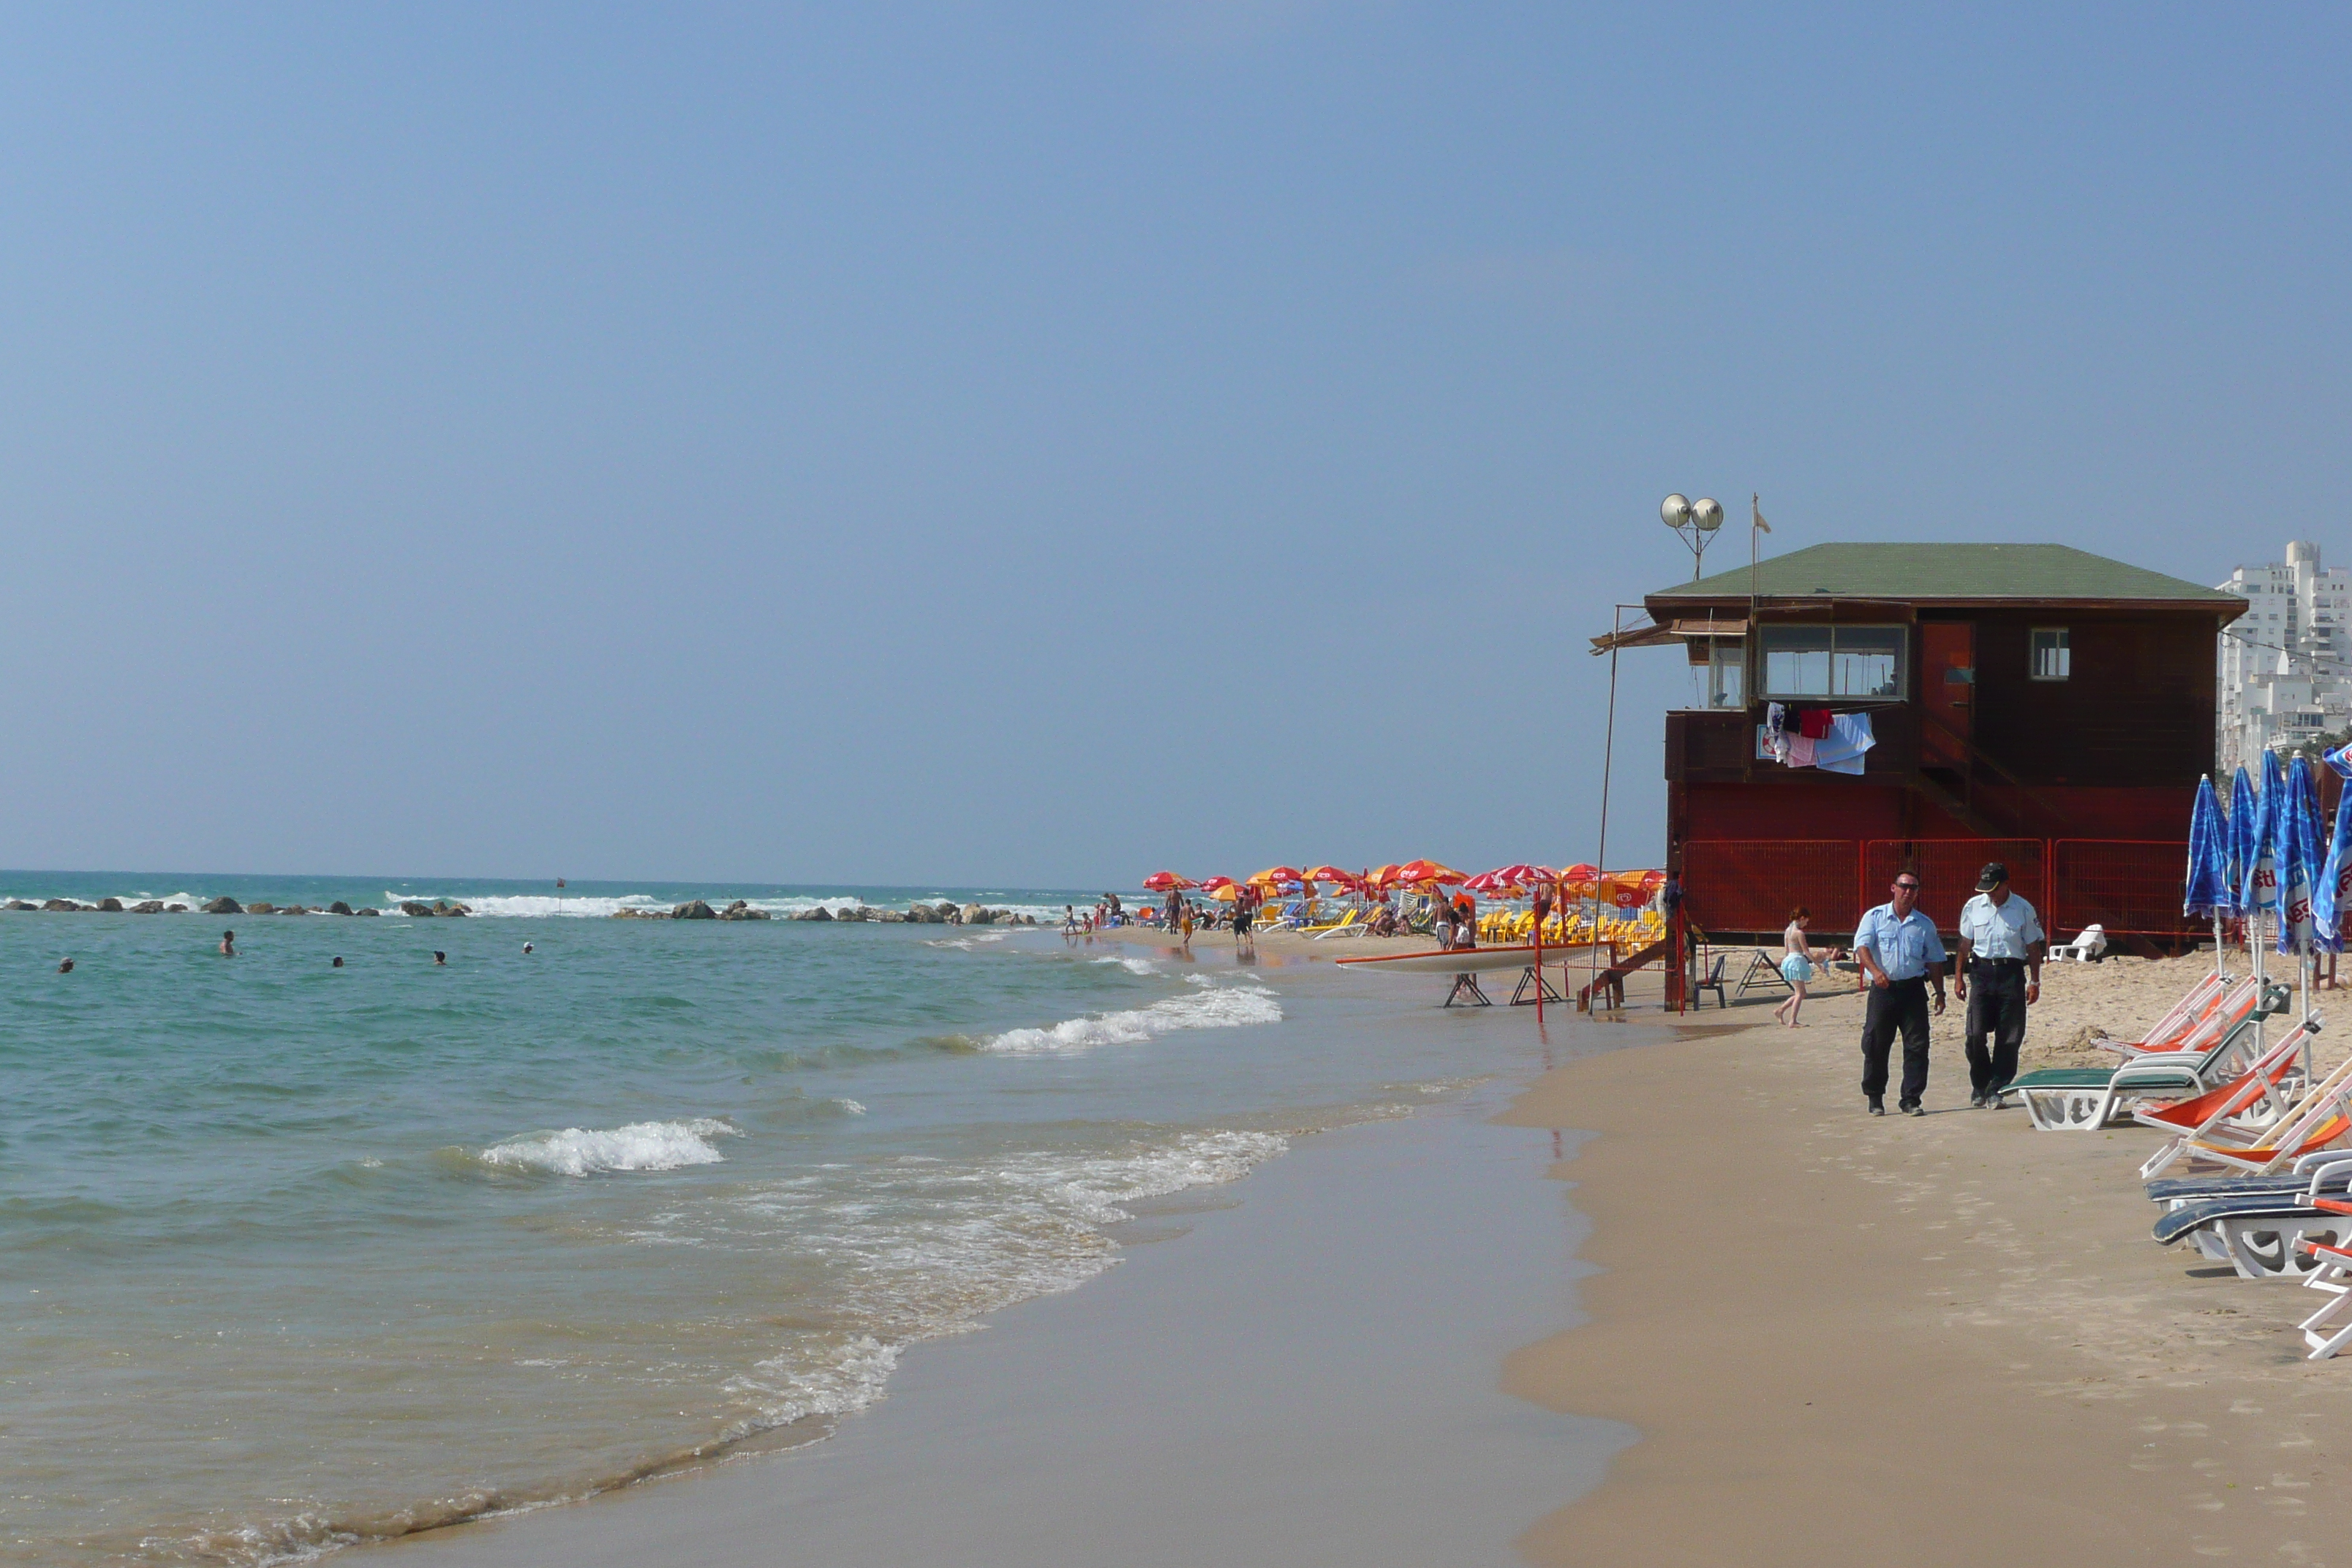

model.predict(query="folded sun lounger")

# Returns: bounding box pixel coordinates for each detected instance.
[1997,1003,2295,1132]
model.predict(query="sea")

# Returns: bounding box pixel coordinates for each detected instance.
[0,873,1548,1566]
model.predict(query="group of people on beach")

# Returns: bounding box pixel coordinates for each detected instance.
[1771,860,2043,1117]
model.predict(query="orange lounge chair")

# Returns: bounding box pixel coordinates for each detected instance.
[2131,1024,2315,1177]
[2161,1049,2352,1179]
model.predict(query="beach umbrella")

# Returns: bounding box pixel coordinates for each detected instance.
[1208,883,1242,902]
[2228,765,2259,919]
[1393,859,1466,886]
[1306,865,1363,890]
[1250,866,1305,888]
[2280,757,2323,957]
[1142,872,1198,892]
[2185,776,2230,917]
[1199,875,1235,892]
[2315,784,2352,954]
[2243,753,2282,919]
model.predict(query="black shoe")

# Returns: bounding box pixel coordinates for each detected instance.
[1867,1098,1885,1116]
[1969,1092,1987,1109]
[1902,1101,1925,1117]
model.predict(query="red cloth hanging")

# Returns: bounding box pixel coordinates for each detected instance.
[1798,708,1833,739]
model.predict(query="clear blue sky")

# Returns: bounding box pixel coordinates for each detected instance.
[1,5,2343,886]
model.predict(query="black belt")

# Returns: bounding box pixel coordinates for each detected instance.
[1969,957,2028,971]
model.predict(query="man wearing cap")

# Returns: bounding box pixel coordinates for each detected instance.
[1956,860,2044,1108]
[1853,871,1948,1117]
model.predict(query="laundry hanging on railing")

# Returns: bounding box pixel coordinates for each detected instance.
[1754,711,1875,774]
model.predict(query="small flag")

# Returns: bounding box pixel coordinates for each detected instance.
[1752,494,1771,533]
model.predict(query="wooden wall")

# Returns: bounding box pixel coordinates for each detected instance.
[1953,608,2217,786]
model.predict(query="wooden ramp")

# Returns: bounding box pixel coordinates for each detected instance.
[1576,936,1671,1009]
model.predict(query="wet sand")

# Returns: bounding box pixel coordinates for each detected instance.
[372,1001,1628,1568]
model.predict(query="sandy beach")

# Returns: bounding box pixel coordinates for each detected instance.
[1507,950,2352,1565]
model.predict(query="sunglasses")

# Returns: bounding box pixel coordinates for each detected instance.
[1893,882,1921,892]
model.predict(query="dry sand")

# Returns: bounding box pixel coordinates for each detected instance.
[1501,951,2352,1566]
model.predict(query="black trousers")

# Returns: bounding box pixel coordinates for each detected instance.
[1964,962,2029,1095]
[1861,976,1933,1106]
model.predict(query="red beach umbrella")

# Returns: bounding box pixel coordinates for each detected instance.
[1142,871,1199,892]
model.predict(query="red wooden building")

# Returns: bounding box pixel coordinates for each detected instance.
[1597,543,2247,948]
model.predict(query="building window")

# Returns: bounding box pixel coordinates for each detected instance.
[2032,627,2071,681]
[1759,625,1905,699]
[1702,638,1744,709]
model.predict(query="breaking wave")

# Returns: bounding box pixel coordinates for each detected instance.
[479,1118,742,1176]
[984,982,1282,1055]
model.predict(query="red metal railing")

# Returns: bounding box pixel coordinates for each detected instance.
[1863,839,2046,937]
[1679,837,2193,938]
[1682,840,1861,934]
[2051,840,2201,939]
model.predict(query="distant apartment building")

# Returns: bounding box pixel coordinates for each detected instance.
[2216,540,2352,769]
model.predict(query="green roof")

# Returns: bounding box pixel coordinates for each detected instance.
[1650,543,2241,607]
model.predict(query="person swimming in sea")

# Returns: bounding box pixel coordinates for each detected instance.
[56,957,73,973]
[432,951,446,966]
[219,930,236,957]
[522,942,534,954]
[332,956,344,968]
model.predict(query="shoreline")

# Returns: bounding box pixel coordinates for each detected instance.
[366,1033,1626,1567]
[1500,954,2352,1564]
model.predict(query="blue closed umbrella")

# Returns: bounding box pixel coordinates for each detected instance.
[2244,752,2284,916]
[2280,757,2324,957]
[2186,776,2230,917]
[2315,783,2352,954]
[2228,764,2258,916]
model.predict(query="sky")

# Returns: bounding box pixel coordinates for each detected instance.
[1,4,2347,887]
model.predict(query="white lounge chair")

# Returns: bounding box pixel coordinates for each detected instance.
[2049,924,2108,962]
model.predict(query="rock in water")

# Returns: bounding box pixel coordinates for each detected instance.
[95,897,124,912]
[203,897,242,915]
[328,901,354,916]
[282,905,311,915]
[4,900,34,911]
[355,907,379,916]
[42,899,84,912]
[674,900,718,920]
[245,903,277,916]
[434,901,470,917]
[399,902,435,917]
[130,901,165,914]
[789,905,832,921]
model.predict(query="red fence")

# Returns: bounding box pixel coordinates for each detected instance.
[2051,840,2198,939]
[1682,841,1862,932]
[1863,839,2045,937]
[1683,837,2193,938]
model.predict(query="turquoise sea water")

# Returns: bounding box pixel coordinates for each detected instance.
[0,875,1535,1566]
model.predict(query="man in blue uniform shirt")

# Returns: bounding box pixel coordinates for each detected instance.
[1853,872,1948,1116]
[1954,860,2044,1109]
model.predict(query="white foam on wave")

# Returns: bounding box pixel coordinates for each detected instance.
[984,981,1281,1055]
[717,1127,1287,1431]
[480,1118,742,1176]
[382,892,1069,921]
[1093,955,1161,975]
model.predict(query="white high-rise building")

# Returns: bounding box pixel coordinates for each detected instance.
[2216,540,2352,769]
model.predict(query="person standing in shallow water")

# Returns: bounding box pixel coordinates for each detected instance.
[219,930,235,957]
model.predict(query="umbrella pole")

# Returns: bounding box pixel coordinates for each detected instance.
[1533,894,1544,1027]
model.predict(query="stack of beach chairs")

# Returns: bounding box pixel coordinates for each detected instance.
[2005,965,2352,1360]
